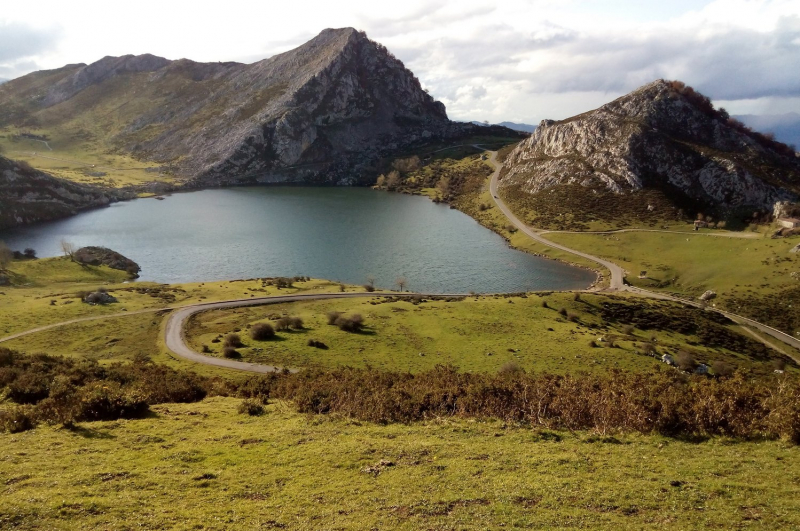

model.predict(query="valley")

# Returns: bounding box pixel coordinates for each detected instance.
[1,19,800,531]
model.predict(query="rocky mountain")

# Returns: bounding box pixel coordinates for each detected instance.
[0,28,488,188]
[0,156,127,230]
[500,80,800,216]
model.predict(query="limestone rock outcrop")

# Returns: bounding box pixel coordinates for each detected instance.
[501,80,800,211]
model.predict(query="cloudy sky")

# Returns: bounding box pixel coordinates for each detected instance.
[1,0,798,123]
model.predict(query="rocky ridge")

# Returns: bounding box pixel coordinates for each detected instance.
[0,156,128,230]
[0,28,491,188]
[500,80,800,212]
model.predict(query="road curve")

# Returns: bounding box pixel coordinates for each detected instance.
[484,148,800,357]
[485,150,626,290]
[163,292,464,373]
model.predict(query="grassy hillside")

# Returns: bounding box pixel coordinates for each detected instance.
[545,230,800,337]
[2,397,799,530]
[0,127,176,188]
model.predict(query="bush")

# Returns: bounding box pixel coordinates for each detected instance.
[498,362,524,375]
[223,334,243,348]
[238,399,265,416]
[250,323,275,340]
[676,351,696,372]
[326,311,342,325]
[223,347,241,359]
[558,308,567,317]
[307,339,328,349]
[363,284,375,292]
[0,406,37,433]
[335,314,365,332]
[711,360,735,378]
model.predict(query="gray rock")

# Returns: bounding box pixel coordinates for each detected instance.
[699,290,717,301]
[500,80,799,210]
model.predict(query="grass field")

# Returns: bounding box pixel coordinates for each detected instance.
[183,292,797,376]
[545,230,800,336]
[0,127,176,188]
[1,396,799,530]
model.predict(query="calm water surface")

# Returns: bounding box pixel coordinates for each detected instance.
[0,187,595,293]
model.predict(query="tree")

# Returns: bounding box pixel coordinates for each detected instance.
[395,276,408,292]
[375,174,386,189]
[60,239,76,260]
[0,242,12,270]
[366,275,376,288]
[386,170,401,191]
[435,175,451,198]
[23,248,36,259]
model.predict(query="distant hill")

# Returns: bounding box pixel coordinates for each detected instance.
[734,113,800,151]
[0,28,503,189]
[0,79,7,85]
[497,121,536,133]
[471,121,536,133]
[499,80,799,228]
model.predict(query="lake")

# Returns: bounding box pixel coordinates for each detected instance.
[0,187,595,293]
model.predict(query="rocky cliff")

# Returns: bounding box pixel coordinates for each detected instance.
[0,157,126,230]
[501,80,800,213]
[0,28,483,187]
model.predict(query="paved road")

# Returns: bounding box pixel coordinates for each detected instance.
[484,148,800,357]
[485,150,627,290]
[163,292,463,373]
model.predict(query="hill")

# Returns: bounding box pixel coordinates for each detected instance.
[0,28,500,189]
[0,155,129,229]
[499,80,800,229]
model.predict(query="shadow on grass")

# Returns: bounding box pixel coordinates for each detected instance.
[66,425,117,439]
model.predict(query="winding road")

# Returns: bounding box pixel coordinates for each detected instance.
[2,147,798,370]
[163,292,455,373]
[484,148,800,357]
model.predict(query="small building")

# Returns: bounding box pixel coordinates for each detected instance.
[693,220,707,230]
[778,217,800,229]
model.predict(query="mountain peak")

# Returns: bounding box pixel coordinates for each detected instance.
[502,79,799,213]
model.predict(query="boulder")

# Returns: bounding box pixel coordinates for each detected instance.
[84,291,118,304]
[74,247,140,277]
[699,290,717,301]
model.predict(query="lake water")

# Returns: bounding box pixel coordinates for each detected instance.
[0,187,595,293]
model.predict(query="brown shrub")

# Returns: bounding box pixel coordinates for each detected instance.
[223,334,243,348]
[250,323,275,340]
[223,347,241,359]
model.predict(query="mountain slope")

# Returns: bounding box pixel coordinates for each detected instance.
[0,28,475,187]
[500,80,800,222]
[0,156,127,230]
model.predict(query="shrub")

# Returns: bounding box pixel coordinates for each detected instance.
[308,339,328,349]
[676,351,696,372]
[223,334,243,348]
[621,325,635,335]
[289,317,304,329]
[250,323,276,340]
[223,347,241,359]
[335,314,365,332]
[363,284,375,292]
[711,360,735,378]
[238,399,265,416]
[498,362,524,375]
[326,311,342,325]
[0,406,37,433]
[542,300,548,308]
[558,308,567,317]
